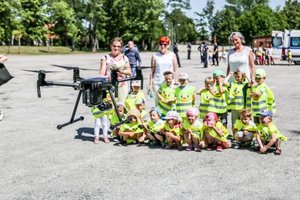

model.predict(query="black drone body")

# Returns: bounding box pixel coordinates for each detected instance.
[36,66,149,130]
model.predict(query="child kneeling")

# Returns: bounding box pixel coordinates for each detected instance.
[202,112,231,152]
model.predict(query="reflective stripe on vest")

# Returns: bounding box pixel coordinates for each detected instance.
[208,85,228,113]
[158,83,176,115]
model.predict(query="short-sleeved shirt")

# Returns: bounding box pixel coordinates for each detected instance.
[257,123,287,142]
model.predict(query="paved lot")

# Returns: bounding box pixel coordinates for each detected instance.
[0,48,300,200]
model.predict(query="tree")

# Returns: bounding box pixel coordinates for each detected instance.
[280,0,300,30]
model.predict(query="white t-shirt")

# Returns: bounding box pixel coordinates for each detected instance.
[228,46,252,81]
[153,51,175,84]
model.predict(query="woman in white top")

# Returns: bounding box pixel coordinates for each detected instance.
[148,36,178,105]
[227,32,255,84]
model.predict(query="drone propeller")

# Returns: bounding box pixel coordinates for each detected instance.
[22,69,59,73]
[52,64,98,71]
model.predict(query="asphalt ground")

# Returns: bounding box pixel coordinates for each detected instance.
[0,47,299,199]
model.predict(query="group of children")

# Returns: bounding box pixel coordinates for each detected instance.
[92,67,287,155]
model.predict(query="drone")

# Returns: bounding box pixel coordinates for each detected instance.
[34,65,149,130]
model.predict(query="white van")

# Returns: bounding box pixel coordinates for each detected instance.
[272,30,300,64]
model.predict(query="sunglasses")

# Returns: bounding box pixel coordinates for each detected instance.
[160,43,168,46]
[112,45,121,48]
[255,77,263,80]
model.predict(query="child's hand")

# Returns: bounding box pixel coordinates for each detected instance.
[260,146,267,153]
[228,72,234,77]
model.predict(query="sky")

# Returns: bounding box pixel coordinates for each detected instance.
[185,0,287,19]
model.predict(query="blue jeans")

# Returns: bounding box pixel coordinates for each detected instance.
[130,64,137,77]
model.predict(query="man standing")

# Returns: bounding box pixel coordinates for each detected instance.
[198,42,208,68]
[187,42,192,60]
[213,42,219,66]
[124,41,142,77]
[173,42,181,68]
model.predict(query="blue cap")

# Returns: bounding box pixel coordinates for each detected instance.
[150,107,162,118]
[259,109,273,118]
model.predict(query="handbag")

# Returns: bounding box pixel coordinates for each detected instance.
[0,63,14,86]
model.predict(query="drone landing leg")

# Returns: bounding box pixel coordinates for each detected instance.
[57,90,84,130]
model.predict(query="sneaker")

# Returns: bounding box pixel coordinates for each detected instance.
[233,143,240,149]
[0,110,3,121]
[186,145,193,151]
[206,143,213,151]
[216,145,223,152]
[194,147,202,152]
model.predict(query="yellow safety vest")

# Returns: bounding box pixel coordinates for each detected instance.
[257,123,287,141]
[163,122,182,136]
[202,121,229,142]
[175,85,195,117]
[158,83,176,116]
[228,81,251,110]
[183,119,203,139]
[148,120,164,133]
[198,89,212,119]
[207,84,228,114]
[251,83,276,116]
[125,91,145,110]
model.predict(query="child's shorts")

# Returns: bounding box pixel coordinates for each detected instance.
[235,131,254,142]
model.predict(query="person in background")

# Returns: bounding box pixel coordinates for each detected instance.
[187,42,192,60]
[198,42,208,67]
[124,40,142,78]
[212,42,219,66]
[0,54,8,121]
[173,42,181,68]
[287,50,292,65]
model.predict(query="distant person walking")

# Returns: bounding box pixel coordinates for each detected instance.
[212,42,219,66]
[198,42,208,68]
[0,54,8,121]
[124,41,142,77]
[187,42,192,60]
[173,42,181,68]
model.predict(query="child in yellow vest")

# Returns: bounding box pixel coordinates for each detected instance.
[142,107,164,145]
[175,73,196,118]
[135,97,149,122]
[160,111,183,150]
[157,71,177,117]
[287,50,292,65]
[119,109,144,145]
[256,110,287,155]
[92,97,113,144]
[224,69,251,129]
[182,107,203,152]
[202,112,231,151]
[197,76,214,120]
[250,68,276,124]
[110,103,127,142]
[232,109,257,149]
[208,69,228,127]
[125,80,145,110]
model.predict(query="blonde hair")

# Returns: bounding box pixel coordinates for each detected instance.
[239,109,252,119]
[110,37,123,47]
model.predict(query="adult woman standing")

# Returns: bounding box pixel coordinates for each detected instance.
[99,37,131,103]
[148,36,178,104]
[227,32,255,84]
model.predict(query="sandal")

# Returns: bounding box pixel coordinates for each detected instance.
[206,143,213,151]
[274,148,282,155]
[216,145,223,152]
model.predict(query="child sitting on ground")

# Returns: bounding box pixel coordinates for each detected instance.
[250,68,276,124]
[182,107,203,152]
[157,71,177,117]
[118,109,144,145]
[232,109,257,149]
[159,111,183,150]
[125,80,145,110]
[135,97,149,122]
[256,109,287,155]
[202,112,231,152]
[197,76,214,120]
[141,107,165,145]
[110,103,127,141]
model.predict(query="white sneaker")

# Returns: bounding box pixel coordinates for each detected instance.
[0,110,3,121]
